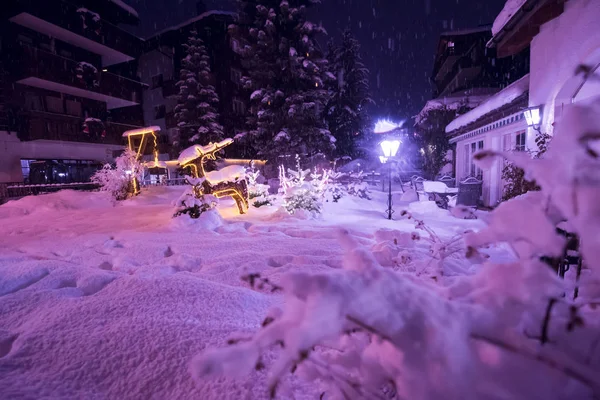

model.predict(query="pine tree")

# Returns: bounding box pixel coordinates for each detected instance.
[325,29,373,158]
[415,104,470,179]
[232,0,335,163]
[174,30,223,151]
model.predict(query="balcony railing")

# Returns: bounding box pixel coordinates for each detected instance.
[12,44,143,104]
[9,0,143,62]
[436,57,478,96]
[20,110,140,146]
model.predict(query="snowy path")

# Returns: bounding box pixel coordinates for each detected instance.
[0,187,497,399]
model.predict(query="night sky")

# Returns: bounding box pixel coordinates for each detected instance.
[126,0,505,122]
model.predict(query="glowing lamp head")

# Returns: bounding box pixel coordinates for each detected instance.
[380,140,400,158]
[374,119,401,134]
[524,107,541,127]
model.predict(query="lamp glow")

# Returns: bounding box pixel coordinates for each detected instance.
[374,119,401,134]
[380,140,400,158]
[379,155,388,164]
[524,107,541,128]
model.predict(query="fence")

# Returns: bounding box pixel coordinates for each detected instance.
[0,182,99,203]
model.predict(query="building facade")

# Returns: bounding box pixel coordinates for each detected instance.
[447,0,600,207]
[0,0,146,184]
[138,6,248,159]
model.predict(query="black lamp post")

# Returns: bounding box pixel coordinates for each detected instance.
[380,140,400,220]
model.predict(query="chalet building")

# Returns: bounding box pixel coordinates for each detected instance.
[0,0,146,185]
[138,2,247,159]
[446,0,600,207]
[415,26,529,178]
[431,27,527,100]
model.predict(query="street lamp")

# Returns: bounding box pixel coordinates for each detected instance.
[380,139,400,220]
[524,106,542,132]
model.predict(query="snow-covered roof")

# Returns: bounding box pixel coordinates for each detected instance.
[122,126,161,137]
[492,0,527,36]
[144,160,168,169]
[150,11,237,38]
[415,91,494,125]
[446,74,530,133]
[440,26,491,37]
[178,138,234,165]
[109,0,139,18]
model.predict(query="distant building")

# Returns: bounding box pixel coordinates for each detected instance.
[446,0,600,207]
[431,27,528,99]
[139,3,247,159]
[0,0,147,184]
[415,25,529,182]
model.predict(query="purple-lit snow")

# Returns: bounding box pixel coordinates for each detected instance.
[0,187,497,399]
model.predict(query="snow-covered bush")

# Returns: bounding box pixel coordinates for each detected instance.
[501,132,548,200]
[279,155,326,216]
[189,100,600,399]
[246,161,272,208]
[283,184,322,216]
[91,149,141,201]
[173,177,218,219]
[345,170,371,200]
[324,171,345,203]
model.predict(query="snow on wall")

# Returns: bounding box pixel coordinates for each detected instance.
[109,0,139,18]
[446,74,530,133]
[529,0,600,138]
[492,0,527,36]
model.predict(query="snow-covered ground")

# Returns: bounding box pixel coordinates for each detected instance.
[0,186,505,399]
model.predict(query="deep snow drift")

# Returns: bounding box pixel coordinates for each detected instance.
[0,187,496,399]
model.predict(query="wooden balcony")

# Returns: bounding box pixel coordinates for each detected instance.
[19,110,141,146]
[12,44,143,109]
[8,0,143,66]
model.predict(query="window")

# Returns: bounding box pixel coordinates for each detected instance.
[470,142,477,176]
[17,34,33,45]
[515,131,526,151]
[39,42,52,52]
[154,105,166,119]
[59,49,72,59]
[463,144,469,177]
[232,98,245,114]
[66,100,82,117]
[21,159,32,181]
[151,74,163,89]
[463,140,483,178]
[45,96,64,114]
[230,68,242,84]
[231,39,241,53]
[25,93,43,111]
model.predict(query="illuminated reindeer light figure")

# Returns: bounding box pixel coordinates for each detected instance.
[178,138,249,214]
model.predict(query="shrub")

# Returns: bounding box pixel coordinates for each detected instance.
[91,149,142,201]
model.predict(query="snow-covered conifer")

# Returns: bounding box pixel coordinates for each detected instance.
[174,30,223,151]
